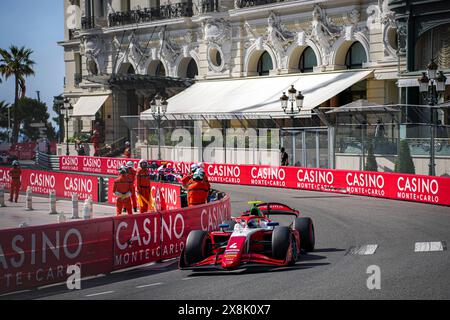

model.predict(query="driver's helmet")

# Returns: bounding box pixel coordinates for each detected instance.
[247,219,261,229]
[126,161,134,168]
[139,159,148,169]
[250,206,262,217]
[12,160,19,167]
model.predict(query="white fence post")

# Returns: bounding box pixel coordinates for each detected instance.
[49,190,58,214]
[71,193,80,219]
[0,187,6,207]
[26,186,33,211]
[82,198,92,220]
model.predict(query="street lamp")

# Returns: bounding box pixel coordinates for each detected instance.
[417,59,447,176]
[151,93,168,160]
[61,98,74,156]
[280,85,304,118]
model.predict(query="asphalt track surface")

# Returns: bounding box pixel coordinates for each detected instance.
[3,183,450,300]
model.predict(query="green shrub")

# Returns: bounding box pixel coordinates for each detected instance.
[365,139,378,172]
[395,140,415,174]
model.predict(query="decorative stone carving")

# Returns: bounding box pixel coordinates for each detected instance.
[380,1,398,58]
[128,34,148,72]
[203,19,232,73]
[158,29,180,68]
[244,21,263,50]
[310,5,341,66]
[82,35,107,75]
[396,19,407,56]
[267,12,295,53]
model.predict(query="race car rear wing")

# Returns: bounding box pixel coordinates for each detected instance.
[244,202,300,218]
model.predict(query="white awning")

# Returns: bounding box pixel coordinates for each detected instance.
[397,75,450,87]
[72,95,110,117]
[140,70,373,120]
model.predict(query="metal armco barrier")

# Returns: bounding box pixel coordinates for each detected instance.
[0,194,231,294]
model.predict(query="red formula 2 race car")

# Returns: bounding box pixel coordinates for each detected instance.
[179,201,315,271]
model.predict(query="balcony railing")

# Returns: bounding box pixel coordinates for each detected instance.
[81,16,96,30]
[198,0,219,13]
[238,0,282,8]
[108,3,194,27]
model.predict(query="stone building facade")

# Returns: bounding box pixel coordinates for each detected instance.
[60,0,407,169]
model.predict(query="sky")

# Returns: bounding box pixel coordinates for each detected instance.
[0,0,64,127]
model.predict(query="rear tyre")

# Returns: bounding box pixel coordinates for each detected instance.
[222,220,236,232]
[272,226,291,260]
[184,230,210,265]
[294,217,315,252]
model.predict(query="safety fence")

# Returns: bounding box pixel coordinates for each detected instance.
[0,167,99,202]
[58,155,450,207]
[0,193,231,294]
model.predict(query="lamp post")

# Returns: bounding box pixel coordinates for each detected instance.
[280,85,304,119]
[150,94,168,160]
[417,60,447,176]
[61,98,74,156]
[280,85,304,166]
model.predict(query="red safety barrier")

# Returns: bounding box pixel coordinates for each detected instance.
[0,194,231,294]
[58,156,450,206]
[0,218,114,293]
[112,194,231,270]
[107,180,181,210]
[0,167,98,202]
[60,155,167,176]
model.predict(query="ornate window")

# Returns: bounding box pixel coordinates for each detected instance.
[186,59,198,79]
[299,47,317,73]
[257,51,273,76]
[127,64,135,74]
[345,42,367,69]
[155,62,166,77]
[415,23,450,71]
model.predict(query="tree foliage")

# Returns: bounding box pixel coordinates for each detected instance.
[14,97,56,141]
[0,45,36,143]
[395,140,416,174]
[364,139,378,172]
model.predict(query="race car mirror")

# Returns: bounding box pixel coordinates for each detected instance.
[219,223,230,230]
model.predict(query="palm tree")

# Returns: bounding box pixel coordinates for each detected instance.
[0,45,35,143]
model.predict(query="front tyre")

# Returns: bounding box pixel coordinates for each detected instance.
[294,217,315,252]
[184,230,210,265]
[272,226,291,260]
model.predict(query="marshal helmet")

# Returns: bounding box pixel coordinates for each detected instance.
[118,166,128,175]
[139,159,148,168]
[193,168,205,181]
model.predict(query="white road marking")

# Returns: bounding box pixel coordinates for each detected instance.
[85,291,115,297]
[348,244,378,255]
[136,282,163,289]
[182,277,198,281]
[414,242,446,252]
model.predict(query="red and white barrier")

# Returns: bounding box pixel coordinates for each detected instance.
[58,155,450,206]
[0,194,231,294]
[107,180,181,211]
[0,218,114,293]
[0,167,99,202]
